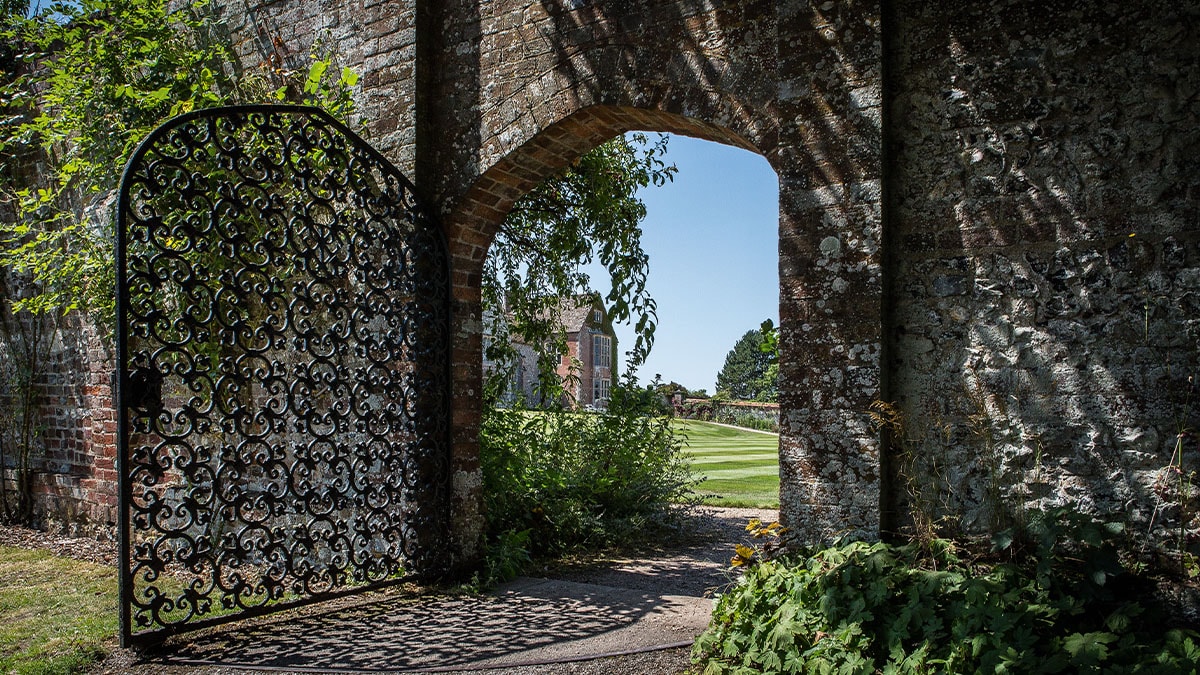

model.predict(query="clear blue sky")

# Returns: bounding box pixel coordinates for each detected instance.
[590,134,779,394]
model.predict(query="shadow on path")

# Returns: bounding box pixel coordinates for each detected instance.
[146,578,708,672]
[129,507,775,674]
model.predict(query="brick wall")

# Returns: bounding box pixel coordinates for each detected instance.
[0,312,116,534]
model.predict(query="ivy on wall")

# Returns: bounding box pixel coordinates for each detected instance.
[0,0,356,329]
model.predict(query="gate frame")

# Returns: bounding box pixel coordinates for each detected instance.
[115,104,451,647]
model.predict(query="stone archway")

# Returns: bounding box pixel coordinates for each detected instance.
[414,1,887,569]
[439,107,781,558]
[440,100,882,570]
[10,0,1190,577]
[94,0,886,573]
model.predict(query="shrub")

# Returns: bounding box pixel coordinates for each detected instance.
[677,399,779,432]
[480,404,699,558]
[679,399,715,421]
[713,409,778,433]
[694,510,1200,674]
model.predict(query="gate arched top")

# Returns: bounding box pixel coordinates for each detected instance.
[116,105,450,646]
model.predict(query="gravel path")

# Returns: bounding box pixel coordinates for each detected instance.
[3,505,778,674]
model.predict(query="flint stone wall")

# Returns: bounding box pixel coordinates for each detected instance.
[885,0,1200,544]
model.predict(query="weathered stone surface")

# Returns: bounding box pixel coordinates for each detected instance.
[885,0,1200,547]
[410,0,885,561]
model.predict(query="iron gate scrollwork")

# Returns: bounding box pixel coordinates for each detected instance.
[116,105,450,645]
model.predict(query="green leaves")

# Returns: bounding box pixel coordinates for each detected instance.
[693,521,1200,675]
[2,0,237,328]
[716,325,778,401]
[0,0,362,331]
[1062,631,1116,666]
[484,133,676,396]
[479,406,698,556]
[304,60,329,94]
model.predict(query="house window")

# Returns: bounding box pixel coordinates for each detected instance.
[593,377,610,404]
[594,309,603,323]
[592,335,611,369]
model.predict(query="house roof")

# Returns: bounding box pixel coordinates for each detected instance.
[556,296,599,334]
[486,294,610,342]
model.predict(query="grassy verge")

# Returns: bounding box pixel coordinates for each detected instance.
[674,419,779,509]
[0,545,118,675]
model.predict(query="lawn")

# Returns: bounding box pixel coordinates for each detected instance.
[0,545,117,675]
[674,420,779,508]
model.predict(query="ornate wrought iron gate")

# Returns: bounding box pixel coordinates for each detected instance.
[116,105,450,646]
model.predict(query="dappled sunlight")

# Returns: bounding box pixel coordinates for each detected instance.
[151,580,706,671]
[887,4,1198,551]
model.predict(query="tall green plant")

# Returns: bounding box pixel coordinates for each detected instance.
[0,0,359,332]
[0,294,53,525]
[1,0,237,328]
[479,404,698,556]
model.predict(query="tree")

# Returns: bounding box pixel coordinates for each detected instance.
[654,379,691,400]
[0,0,357,330]
[757,318,780,401]
[715,325,778,401]
[0,0,25,19]
[482,133,676,403]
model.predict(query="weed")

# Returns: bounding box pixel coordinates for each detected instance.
[470,529,533,590]
[965,371,1004,530]
[1151,424,1200,578]
[869,400,956,544]
[729,518,789,568]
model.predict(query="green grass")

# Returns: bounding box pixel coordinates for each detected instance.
[0,540,399,675]
[0,546,118,675]
[674,420,779,509]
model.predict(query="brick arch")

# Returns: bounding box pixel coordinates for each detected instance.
[440,103,780,565]
[443,106,883,571]
[445,105,763,277]
[429,0,886,569]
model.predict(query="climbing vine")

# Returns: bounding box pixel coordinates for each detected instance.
[0,0,357,330]
[0,0,357,524]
